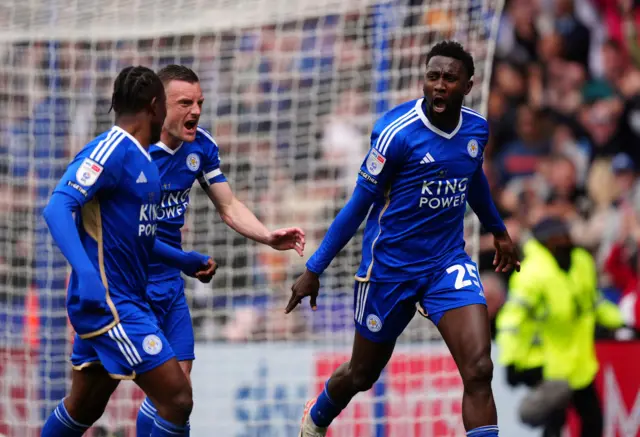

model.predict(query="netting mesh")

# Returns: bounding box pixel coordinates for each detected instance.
[0,0,503,435]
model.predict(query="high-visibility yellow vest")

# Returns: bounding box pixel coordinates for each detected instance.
[498,239,623,390]
[496,294,544,372]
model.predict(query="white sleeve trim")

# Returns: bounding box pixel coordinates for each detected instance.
[205,169,222,180]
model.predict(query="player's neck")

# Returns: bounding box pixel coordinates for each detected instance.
[115,117,152,148]
[160,131,182,150]
[423,100,460,134]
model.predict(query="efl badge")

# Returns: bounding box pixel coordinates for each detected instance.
[142,334,163,355]
[75,158,103,187]
[467,139,479,158]
[186,153,200,172]
[366,314,383,333]
[366,149,386,176]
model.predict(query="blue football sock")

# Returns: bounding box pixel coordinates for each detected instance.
[151,415,188,437]
[42,400,90,437]
[309,380,346,428]
[136,397,157,437]
[467,425,499,436]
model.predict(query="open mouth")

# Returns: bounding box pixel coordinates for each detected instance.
[184,120,197,132]
[432,96,447,113]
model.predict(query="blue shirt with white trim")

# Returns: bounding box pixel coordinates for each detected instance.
[354,98,497,282]
[147,126,226,281]
[52,126,162,336]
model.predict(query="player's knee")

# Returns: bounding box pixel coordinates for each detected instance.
[348,363,381,393]
[170,385,194,419]
[461,353,493,389]
[155,383,193,423]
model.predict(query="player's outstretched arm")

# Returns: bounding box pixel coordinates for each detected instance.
[151,239,216,282]
[285,185,377,314]
[467,167,521,272]
[43,192,108,311]
[205,181,305,255]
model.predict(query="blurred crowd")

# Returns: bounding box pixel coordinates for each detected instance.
[479,0,640,335]
[0,0,639,343]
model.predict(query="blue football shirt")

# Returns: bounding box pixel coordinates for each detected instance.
[355,98,489,282]
[147,126,226,281]
[53,126,162,338]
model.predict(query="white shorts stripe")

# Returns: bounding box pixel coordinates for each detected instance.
[89,128,117,161]
[111,326,139,365]
[374,109,416,153]
[204,168,222,181]
[359,283,370,323]
[116,323,142,363]
[355,282,363,323]
[93,130,123,163]
[379,115,419,155]
[107,328,135,366]
[98,132,125,165]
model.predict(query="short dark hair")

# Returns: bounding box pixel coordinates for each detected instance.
[426,40,475,79]
[157,64,199,85]
[110,66,164,116]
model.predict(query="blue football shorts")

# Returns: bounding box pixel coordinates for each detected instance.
[353,253,486,343]
[70,311,175,379]
[146,276,195,362]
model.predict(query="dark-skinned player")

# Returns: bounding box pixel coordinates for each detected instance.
[41,66,214,437]
[286,41,520,437]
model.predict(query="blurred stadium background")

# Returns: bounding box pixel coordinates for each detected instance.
[0,0,639,436]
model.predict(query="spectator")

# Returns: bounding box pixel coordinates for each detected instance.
[496,0,540,65]
[599,153,638,264]
[553,0,591,67]
[496,105,550,184]
[600,39,631,92]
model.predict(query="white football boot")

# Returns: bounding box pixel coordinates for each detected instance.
[298,399,328,437]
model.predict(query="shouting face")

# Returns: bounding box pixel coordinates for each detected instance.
[423,55,472,117]
[163,79,204,143]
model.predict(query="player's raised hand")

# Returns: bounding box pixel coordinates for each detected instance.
[266,227,306,256]
[285,269,320,313]
[493,231,521,273]
[194,258,218,284]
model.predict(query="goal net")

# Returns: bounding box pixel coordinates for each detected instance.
[0,0,504,435]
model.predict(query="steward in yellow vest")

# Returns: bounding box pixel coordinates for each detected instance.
[498,217,623,437]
